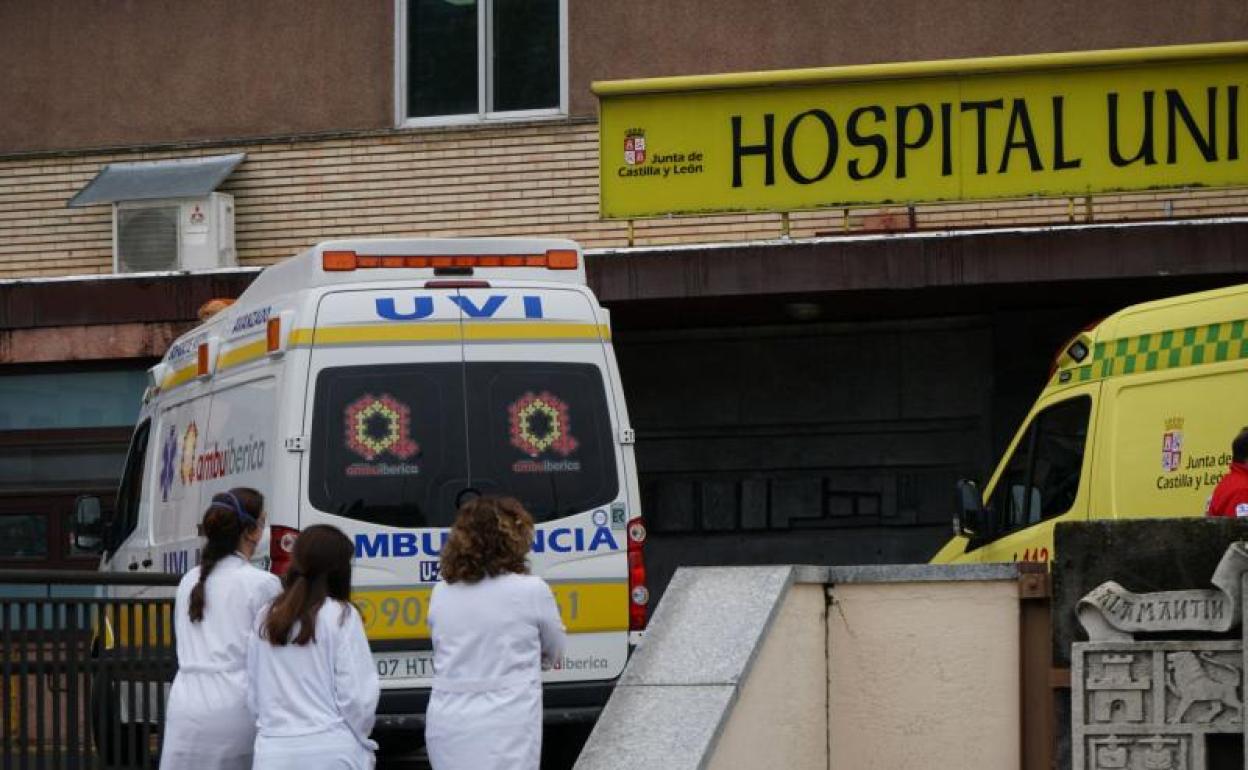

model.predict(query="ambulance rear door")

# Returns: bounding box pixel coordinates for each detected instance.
[300,284,465,684]
[458,284,631,683]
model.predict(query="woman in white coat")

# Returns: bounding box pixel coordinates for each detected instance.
[160,488,280,770]
[425,496,567,770]
[247,524,380,769]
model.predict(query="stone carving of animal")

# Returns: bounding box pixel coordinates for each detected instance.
[1165,651,1242,723]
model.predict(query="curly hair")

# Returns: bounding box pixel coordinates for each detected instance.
[440,496,534,583]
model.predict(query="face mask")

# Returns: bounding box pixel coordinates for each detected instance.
[251,524,272,569]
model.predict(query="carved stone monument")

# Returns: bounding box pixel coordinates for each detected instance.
[1073,542,1248,770]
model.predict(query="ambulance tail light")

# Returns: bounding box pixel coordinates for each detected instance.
[266,318,282,353]
[321,249,578,271]
[269,525,299,576]
[627,517,649,630]
[196,337,220,379]
[266,311,295,356]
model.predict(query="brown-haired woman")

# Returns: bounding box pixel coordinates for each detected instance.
[160,489,280,770]
[246,524,380,769]
[425,496,566,770]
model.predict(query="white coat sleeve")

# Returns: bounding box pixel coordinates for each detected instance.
[334,606,380,748]
[245,618,262,720]
[245,575,279,721]
[533,578,566,667]
[250,573,281,618]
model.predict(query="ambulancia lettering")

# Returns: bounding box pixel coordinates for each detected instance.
[374,295,545,321]
[354,526,619,560]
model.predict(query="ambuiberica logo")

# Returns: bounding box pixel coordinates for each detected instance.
[342,393,421,477]
[617,127,705,180]
[509,391,580,474]
[159,419,266,502]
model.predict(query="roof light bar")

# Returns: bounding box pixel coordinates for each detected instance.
[321,249,578,272]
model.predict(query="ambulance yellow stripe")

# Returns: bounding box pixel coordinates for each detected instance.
[462,322,609,342]
[161,363,198,390]
[352,581,628,641]
[218,339,268,371]
[303,323,462,345]
[159,321,612,394]
[288,322,608,348]
[1053,317,1248,387]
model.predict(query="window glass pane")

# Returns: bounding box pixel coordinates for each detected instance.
[1032,396,1091,518]
[310,363,468,528]
[309,362,617,527]
[492,0,559,112]
[0,370,147,430]
[465,362,619,521]
[989,425,1035,536]
[408,0,479,118]
[0,445,128,487]
[115,421,151,543]
[0,514,47,559]
[986,395,1091,539]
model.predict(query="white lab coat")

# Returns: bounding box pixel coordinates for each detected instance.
[246,599,381,770]
[160,555,281,770]
[425,573,566,770]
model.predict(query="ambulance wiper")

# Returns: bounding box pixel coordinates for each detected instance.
[337,498,365,518]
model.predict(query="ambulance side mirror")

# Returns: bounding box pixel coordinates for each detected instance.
[72,495,105,554]
[953,479,983,538]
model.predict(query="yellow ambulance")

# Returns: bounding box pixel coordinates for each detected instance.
[931,282,1248,564]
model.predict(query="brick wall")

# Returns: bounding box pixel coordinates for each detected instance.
[1,119,1246,279]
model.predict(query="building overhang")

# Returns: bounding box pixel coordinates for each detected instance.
[1,218,1245,364]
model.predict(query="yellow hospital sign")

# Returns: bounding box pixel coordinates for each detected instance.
[595,42,1248,218]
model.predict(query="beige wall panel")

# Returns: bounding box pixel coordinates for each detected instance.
[827,580,1020,770]
[706,583,828,770]
[0,0,392,154]
[568,0,1248,115]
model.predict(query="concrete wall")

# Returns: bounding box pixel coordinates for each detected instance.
[827,579,1021,770]
[577,564,1025,770]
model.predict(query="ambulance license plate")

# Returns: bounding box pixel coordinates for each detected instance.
[373,651,435,681]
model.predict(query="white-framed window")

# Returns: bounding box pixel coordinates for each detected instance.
[395,0,568,127]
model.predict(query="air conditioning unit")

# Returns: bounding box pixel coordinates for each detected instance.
[113,193,236,273]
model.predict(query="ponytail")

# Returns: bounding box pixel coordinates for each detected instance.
[263,569,317,645]
[188,488,265,623]
[262,525,354,646]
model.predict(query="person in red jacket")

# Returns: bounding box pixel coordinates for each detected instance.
[1207,427,1248,518]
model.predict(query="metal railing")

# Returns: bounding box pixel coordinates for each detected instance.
[1,569,181,769]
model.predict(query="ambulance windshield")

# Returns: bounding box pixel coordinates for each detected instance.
[308,362,619,527]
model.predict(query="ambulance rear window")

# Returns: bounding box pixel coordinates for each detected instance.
[465,362,619,521]
[309,363,467,528]
[308,362,618,526]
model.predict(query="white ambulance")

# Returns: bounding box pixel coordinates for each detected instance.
[89,238,648,734]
